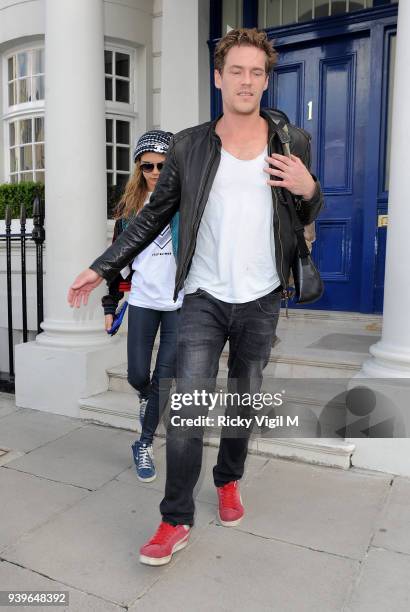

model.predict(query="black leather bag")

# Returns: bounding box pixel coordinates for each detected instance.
[275,121,324,305]
[289,226,324,304]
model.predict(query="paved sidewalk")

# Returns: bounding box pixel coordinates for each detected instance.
[1,391,409,612]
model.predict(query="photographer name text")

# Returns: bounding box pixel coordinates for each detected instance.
[170,415,298,429]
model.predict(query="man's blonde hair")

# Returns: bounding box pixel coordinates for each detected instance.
[214,28,278,74]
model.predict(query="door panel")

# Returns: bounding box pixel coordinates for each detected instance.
[319,57,354,190]
[268,35,370,311]
[316,219,352,280]
[273,63,304,125]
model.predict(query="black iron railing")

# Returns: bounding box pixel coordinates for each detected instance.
[0,196,45,392]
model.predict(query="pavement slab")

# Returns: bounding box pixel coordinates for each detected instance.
[193,445,270,505]
[373,476,410,555]
[0,408,83,453]
[2,403,410,611]
[115,436,167,492]
[234,458,391,559]
[2,478,216,607]
[0,393,19,419]
[345,547,410,611]
[116,442,269,506]
[128,523,358,612]
[5,424,138,490]
[0,560,123,611]
[0,468,88,553]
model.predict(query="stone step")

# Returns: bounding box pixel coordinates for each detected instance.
[81,310,380,471]
[79,390,354,470]
[108,309,382,393]
[79,390,143,433]
[108,308,381,394]
[107,349,364,396]
[107,348,370,395]
[283,308,382,325]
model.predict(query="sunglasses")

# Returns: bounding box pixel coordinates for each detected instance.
[140,162,164,173]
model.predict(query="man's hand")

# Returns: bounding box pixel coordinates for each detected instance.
[264,153,316,200]
[67,268,103,308]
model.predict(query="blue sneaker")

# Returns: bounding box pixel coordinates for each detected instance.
[132,441,156,482]
[139,398,148,427]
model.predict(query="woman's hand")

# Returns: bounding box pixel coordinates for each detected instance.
[105,314,114,332]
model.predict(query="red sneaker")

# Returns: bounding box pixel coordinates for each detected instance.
[217,480,244,527]
[139,521,191,566]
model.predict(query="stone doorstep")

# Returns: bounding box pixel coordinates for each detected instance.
[108,356,361,396]
[82,310,382,470]
[108,308,380,394]
[282,308,382,325]
[108,334,365,393]
[79,391,354,470]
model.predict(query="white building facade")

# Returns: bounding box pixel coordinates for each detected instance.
[0,0,210,387]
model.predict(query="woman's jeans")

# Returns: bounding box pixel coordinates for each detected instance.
[127,305,179,445]
[159,287,281,526]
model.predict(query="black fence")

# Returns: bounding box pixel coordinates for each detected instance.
[0,197,45,392]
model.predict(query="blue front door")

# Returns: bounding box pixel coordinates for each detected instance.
[209,7,398,314]
[268,34,370,311]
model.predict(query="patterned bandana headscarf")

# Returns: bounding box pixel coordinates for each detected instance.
[132,130,173,163]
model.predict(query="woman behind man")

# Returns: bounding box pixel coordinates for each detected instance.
[103,130,183,482]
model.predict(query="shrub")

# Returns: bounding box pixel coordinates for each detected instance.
[0,182,45,219]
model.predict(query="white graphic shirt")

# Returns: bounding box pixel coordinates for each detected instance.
[128,194,183,310]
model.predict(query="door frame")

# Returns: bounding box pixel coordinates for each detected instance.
[208,4,398,313]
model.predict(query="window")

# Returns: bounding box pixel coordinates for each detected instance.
[106,117,131,194]
[4,46,45,185]
[3,44,136,199]
[104,46,136,214]
[7,48,45,107]
[222,0,244,33]
[257,0,397,28]
[9,117,45,183]
[105,49,131,104]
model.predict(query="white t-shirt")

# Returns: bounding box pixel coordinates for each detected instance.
[184,146,280,303]
[128,194,183,311]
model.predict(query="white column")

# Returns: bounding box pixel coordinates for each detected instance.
[15,0,126,416]
[349,2,410,477]
[39,0,107,348]
[160,0,210,132]
[361,0,410,378]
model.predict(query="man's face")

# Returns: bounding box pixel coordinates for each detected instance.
[214,45,269,116]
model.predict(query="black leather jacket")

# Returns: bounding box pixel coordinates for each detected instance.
[90,108,324,300]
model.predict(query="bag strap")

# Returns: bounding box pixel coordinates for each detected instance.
[273,120,310,259]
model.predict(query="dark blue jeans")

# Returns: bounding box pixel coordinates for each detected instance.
[127,305,179,445]
[159,287,281,526]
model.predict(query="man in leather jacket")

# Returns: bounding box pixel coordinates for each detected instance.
[68,28,323,566]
